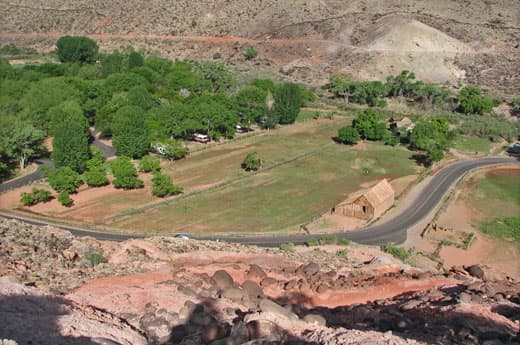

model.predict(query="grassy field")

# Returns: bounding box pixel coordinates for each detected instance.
[453,136,493,153]
[468,168,520,242]
[110,119,421,234]
[3,115,423,234]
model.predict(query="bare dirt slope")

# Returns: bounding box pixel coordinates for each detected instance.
[1,0,519,96]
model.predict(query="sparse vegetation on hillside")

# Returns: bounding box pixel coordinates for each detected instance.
[381,243,410,261]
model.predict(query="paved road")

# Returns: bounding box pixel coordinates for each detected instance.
[0,156,518,246]
[0,158,53,193]
[90,129,116,158]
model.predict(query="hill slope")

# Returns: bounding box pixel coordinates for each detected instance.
[1,0,519,95]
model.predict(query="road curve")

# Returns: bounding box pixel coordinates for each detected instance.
[0,156,518,246]
[0,129,115,194]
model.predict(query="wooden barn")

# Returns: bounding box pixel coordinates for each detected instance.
[332,179,395,220]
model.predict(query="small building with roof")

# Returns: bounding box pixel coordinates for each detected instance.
[332,179,395,220]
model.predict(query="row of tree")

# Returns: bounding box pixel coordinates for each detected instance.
[329,71,501,115]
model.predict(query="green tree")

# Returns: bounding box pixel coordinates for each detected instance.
[56,36,99,63]
[274,82,302,124]
[45,166,82,193]
[83,153,109,187]
[167,61,208,94]
[49,101,90,172]
[110,156,144,189]
[104,72,149,93]
[112,105,149,158]
[3,119,46,170]
[151,172,183,197]
[100,50,123,77]
[236,86,268,127]
[95,92,129,136]
[386,70,416,97]
[337,126,360,145]
[139,155,160,173]
[352,109,388,141]
[410,117,452,162]
[128,51,144,69]
[329,74,386,107]
[457,86,500,115]
[329,73,354,104]
[20,77,81,131]
[128,86,158,110]
[193,61,235,93]
[241,152,262,171]
[57,191,73,207]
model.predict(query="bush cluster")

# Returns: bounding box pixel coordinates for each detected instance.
[20,188,52,206]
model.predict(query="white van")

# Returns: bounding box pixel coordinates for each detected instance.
[194,133,210,143]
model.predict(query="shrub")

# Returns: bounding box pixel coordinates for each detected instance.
[305,236,351,246]
[244,46,258,60]
[279,242,295,252]
[85,252,107,267]
[57,191,73,207]
[83,155,109,187]
[139,155,160,172]
[242,152,262,171]
[336,249,348,257]
[20,192,35,206]
[110,156,144,189]
[151,172,183,197]
[305,238,320,247]
[46,167,81,193]
[337,126,360,145]
[20,188,52,206]
[381,243,410,261]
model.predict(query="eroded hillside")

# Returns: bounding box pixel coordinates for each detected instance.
[1,0,519,96]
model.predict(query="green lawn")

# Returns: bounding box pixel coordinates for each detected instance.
[468,169,520,242]
[112,139,420,234]
[161,119,349,190]
[453,136,493,153]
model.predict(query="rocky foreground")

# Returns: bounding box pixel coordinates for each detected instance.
[0,219,519,345]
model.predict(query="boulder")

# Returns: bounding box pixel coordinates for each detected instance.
[466,265,485,279]
[140,316,171,344]
[241,280,264,300]
[400,299,422,311]
[284,279,298,290]
[221,287,247,303]
[212,270,234,290]
[303,314,326,326]
[260,277,278,287]
[458,292,472,303]
[246,319,282,339]
[298,262,320,276]
[258,299,298,320]
[247,265,267,281]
